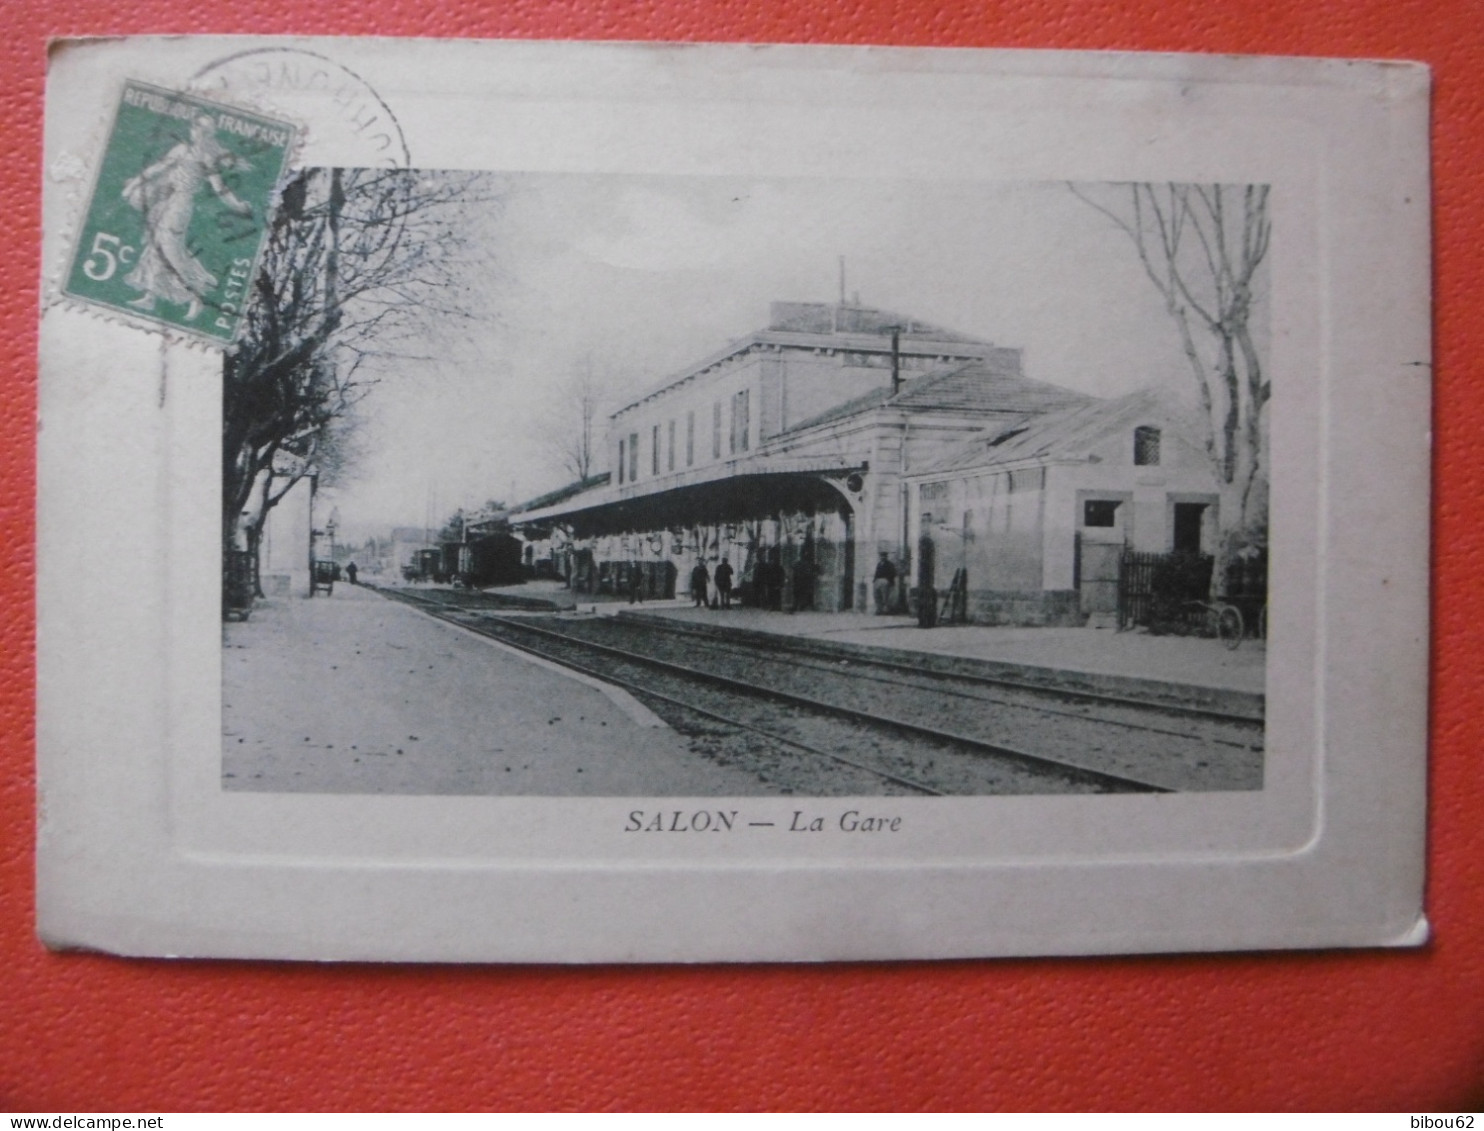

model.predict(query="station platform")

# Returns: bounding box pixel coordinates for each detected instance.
[222,582,770,795]
[614,604,1267,717]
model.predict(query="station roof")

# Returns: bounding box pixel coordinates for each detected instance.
[779,360,1091,436]
[611,301,1005,417]
[511,473,611,515]
[511,455,862,527]
[909,387,1195,477]
[511,364,1095,526]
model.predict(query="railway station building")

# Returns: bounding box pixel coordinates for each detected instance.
[510,300,1091,612]
[902,388,1224,625]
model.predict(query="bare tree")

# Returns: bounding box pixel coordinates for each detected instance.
[223,167,490,584]
[538,355,603,486]
[1070,182,1271,548]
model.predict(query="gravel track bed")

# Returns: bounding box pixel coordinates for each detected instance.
[495,614,1260,792]
[414,603,1128,796]
[629,621,1262,736]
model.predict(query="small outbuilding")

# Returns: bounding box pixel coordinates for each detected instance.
[904,388,1223,625]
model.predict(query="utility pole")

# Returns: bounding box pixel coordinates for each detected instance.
[890,328,902,396]
[306,471,319,596]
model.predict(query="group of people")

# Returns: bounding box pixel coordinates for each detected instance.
[680,551,905,613]
[666,549,902,614]
[686,554,820,613]
[689,559,736,609]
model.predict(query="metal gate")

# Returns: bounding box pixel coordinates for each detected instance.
[1117,550,1159,629]
[1118,549,1215,630]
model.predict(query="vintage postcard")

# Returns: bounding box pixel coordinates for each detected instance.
[36,38,1431,961]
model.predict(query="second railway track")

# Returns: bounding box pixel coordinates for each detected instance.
[376,587,1261,794]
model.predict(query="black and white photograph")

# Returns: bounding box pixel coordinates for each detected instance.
[221,172,1270,799]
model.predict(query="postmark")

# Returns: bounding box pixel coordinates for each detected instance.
[189,47,409,168]
[62,80,297,344]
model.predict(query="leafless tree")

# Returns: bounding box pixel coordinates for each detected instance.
[223,167,491,584]
[538,355,604,486]
[1070,182,1271,549]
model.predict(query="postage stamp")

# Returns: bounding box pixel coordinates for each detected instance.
[62,80,296,344]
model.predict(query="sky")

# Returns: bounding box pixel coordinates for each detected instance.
[324,173,1260,542]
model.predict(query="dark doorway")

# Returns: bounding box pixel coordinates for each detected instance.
[1173,503,1207,553]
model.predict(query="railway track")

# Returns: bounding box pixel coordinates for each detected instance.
[599,613,1265,753]
[618,612,1265,728]
[374,586,1230,794]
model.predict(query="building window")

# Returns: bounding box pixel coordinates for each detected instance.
[628,432,638,482]
[667,420,676,471]
[1134,426,1161,466]
[618,439,625,485]
[686,411,695,466]
[1083,499,1121,527]
[651,425,660,475]
[713,402,722,459]
[732,389,750,452]
[1008,467,1043,493]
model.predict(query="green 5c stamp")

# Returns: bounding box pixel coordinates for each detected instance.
[64,80,297,344]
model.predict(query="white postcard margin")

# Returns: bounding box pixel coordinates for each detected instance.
[36,39,1430,961]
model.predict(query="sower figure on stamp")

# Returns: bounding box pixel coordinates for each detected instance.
[714,558,734,609]
[690,560,709,608]
[873,551,897,615]
[121,114,253,322]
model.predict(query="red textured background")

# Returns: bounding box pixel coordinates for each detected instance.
[2,0,1479,1113]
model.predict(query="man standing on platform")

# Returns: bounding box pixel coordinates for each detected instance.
[690,560,710,608]
[714,558,734,609]
[873,551,897,615]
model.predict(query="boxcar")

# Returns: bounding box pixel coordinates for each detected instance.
[467,532,523,588]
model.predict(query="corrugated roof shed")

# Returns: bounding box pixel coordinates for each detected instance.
[779,361,1091,436]
[913,387,1195,476]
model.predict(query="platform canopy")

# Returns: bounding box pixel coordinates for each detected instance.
[512,459,866,538]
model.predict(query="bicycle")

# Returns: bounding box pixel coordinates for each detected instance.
[1184,599,1245,650]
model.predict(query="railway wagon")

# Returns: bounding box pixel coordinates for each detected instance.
[466,531,523,588]
[402,547,443,583]
[440,541,473,585]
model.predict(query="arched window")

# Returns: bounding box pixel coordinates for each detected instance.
[1134,425,1162,466]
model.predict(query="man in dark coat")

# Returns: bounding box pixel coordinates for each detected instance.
[690,560,710,608]
[872,552,896,614]
[714,558,734,609]
[792,557,815,613]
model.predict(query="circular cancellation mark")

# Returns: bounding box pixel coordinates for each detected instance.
[189,47,411,169]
